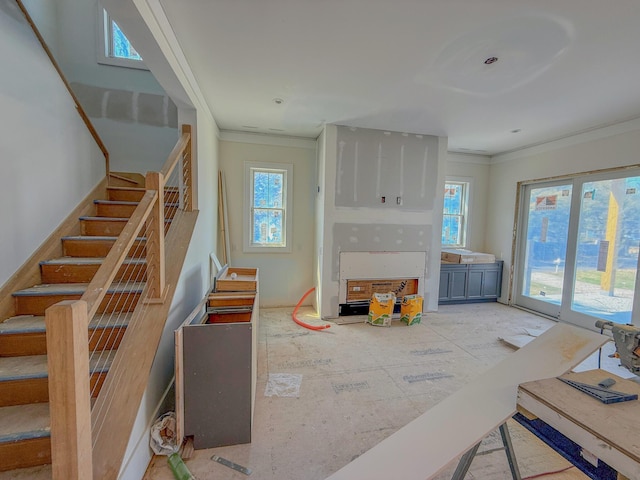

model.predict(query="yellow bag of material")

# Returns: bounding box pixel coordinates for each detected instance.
[367,292,396,327]
[400,295,423,326]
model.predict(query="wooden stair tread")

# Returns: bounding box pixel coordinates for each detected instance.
[80,216,172,222]
[62,235,146,242]
[0,403,50,443]
[0,350,116,382]
[94,199,180,207]
[79,216,129,222]
[12,282,145,297]
[40,257,145,266]
[107,186,145,192]
[0,313,132,335]
[94,199,139,206]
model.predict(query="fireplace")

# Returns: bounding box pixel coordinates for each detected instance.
[338,252,426,316]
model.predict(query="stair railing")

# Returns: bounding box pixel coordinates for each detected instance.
[45,124,193,480]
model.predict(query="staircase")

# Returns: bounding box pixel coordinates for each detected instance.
[0,184,161,472]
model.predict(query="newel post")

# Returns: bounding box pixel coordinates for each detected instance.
[182,124,193,212]
[45,300,93,480]
[145,171,166,300]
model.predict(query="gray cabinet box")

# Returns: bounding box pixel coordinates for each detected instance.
[439,261,503,304]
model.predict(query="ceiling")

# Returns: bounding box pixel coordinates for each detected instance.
[157,0,640,156]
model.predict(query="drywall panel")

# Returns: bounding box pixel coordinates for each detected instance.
[335,128,439,210]
[319,125,446,318]
[90,118,179,174]
[219,134,316,307]
[0,1,104,287]
[332,224,431,281]
[326,322,607,480]
[486,126,640,304]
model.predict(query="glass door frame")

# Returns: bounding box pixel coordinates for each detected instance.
[513,179,574,319]
[513,167,640,330]
[560,169,640,328]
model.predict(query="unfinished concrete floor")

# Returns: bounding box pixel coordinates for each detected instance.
[143,302,627,480]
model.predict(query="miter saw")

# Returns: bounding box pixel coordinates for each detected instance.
[595,320,640,375]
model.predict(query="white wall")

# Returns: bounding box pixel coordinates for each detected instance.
[486,119,640,303]
[444,153,492,253]
[219,132,317,307]
[23,0,179,174]
[0,1,105,287]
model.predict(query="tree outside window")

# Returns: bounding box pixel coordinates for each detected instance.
[244,162,293,253]
[442,181,469,247]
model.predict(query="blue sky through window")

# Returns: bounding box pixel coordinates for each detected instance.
[111,21,142,61]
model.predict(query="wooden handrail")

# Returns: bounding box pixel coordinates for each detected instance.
[160,132,190,180]
[16,0,110,175]
[81,190,157,319]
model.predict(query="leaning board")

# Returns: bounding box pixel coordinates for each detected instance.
[325,323,607,480]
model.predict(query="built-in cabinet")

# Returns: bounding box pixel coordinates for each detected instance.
[178,267,259,450]
[439,261,503,304]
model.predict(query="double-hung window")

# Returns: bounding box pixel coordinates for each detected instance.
[244,162,293,253]
[442,180,470,248]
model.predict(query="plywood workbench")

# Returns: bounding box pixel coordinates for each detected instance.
[518,369,640,479]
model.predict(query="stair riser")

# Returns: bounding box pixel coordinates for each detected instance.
[81,219,128,236]
[96,203,178,219]
[14,292,140,316]
[81,219,170,236]
[108,188,145,202]
[0,373,106,407]
[0,436,50,472]
[41,262,146,284]
[0,327,126,357]
[108,188,179,203]
[62,239,146,258]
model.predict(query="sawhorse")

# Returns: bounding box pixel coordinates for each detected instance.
[452,421,521,480]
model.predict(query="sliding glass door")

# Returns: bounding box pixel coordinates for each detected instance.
[515,170,640,329]
[564,175,640,325]
[515,181,573,318]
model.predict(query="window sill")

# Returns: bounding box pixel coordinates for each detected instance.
[97,56,148,71]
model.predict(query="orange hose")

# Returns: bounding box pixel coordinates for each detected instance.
[292,287,331,331]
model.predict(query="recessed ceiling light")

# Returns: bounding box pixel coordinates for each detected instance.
[511,129,522,133]
[484,56,499,65]
[273,98,284,105]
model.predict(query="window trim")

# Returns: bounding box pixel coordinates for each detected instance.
[442,177,471,248]
[243,161,293,253]
[96,4,148,70]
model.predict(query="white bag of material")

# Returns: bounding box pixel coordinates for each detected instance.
[150,411,178,455]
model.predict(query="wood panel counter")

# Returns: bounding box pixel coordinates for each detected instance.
[518,369,640,478]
